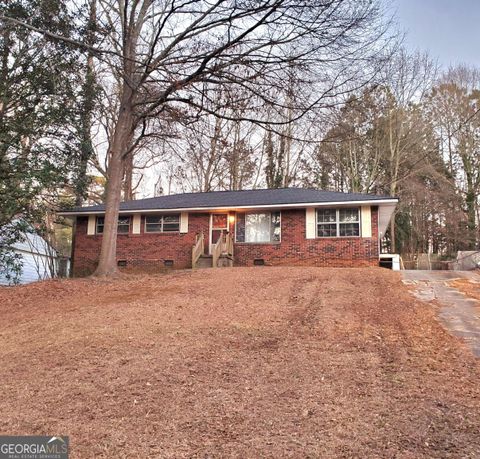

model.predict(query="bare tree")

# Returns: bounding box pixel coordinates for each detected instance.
[222,120,257,190]
[303,49,439,254]
[2,0,393,276]
[85,0,393,276]
[169,87,259,192]
[378,50,437,251]
[307,86,388,193]
[427,65,480,248]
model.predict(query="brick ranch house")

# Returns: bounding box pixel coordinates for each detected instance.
[59,188,398,276]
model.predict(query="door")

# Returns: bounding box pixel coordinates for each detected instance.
[209,213,229,254]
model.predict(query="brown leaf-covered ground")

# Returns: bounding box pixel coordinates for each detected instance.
[0,267,479,458]
[451,277,480,301]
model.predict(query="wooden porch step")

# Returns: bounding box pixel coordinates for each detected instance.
[194,254,234,269]
[196,255,213,269]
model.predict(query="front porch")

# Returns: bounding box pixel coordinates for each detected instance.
[192,229,234,269]
[191,212,235,269]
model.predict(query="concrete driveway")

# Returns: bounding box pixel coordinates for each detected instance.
[402,270,480,357]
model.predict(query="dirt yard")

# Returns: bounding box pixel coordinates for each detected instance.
[1,267,479,458]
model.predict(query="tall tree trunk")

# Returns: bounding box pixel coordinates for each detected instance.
[461,146,477,249]
[74,0,96,206]
[265,130,275,188]
[121,121,138,200]
[387,109,401,254]
[123,150,134,200]
[93,90,134,276]
[230,122,240,190]
[465,188,476,249]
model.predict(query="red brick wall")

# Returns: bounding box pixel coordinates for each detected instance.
[234,207,379,268]
[73,213,210,276]
[72,207,379,276]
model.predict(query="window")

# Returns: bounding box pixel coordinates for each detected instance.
[96,216,131,234]
[338,208,360,237]
[317,209,337,237]
[316,208,360,238]
[235,212,281,243]
[96,217,104,234]
[117,216,131,233]
[145,214,180,233]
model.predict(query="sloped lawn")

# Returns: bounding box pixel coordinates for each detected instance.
[1,267,479,458]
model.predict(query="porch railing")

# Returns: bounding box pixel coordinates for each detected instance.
[192,231,204,268]
[225,231,234,258]
[211,231,234,268]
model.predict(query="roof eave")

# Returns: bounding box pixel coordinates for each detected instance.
[57,198,399,217]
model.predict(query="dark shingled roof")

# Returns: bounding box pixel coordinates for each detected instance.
[62,188,397,214]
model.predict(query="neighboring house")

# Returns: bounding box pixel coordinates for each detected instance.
[0,229,69,285]
[59,188,398,276]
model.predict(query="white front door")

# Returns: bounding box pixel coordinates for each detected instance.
[209,213,229,254]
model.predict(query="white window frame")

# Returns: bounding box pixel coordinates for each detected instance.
[316,208,361,238]
[144,214,180,233]
[235,211,281,243]
[96,216,131,235]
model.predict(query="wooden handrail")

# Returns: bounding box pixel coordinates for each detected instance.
[211,231,234,267]
[192,232,204,268]
[225,231,234,257]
